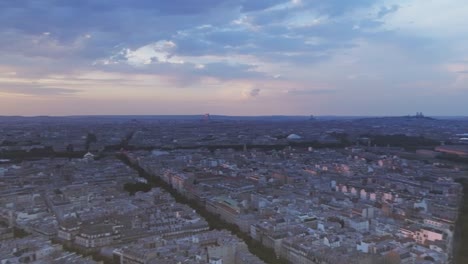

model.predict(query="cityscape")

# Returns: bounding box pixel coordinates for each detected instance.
[0,115,467,264]
[1,0,468,263]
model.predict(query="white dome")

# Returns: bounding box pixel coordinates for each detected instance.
[83,152,95,159]
[287,134,302,140]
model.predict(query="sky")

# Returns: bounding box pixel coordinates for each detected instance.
[0,0,468,116]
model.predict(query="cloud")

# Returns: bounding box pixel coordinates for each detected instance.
[303,0,376,17]
[286,89,335,95]
[242,88,261,98]
[0,0,379,76]
[0,30,94,60]
[95,38,269,83]
[249,88,261,96]
[240,0,285,12]
[379,0,468,38]
[377,5,399,18]
[0,83,80,96]
[1,0,468,115]
[120,40,181,66]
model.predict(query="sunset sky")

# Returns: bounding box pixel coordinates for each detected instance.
[1,0,467,116]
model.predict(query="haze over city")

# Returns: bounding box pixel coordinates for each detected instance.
[1,0,468,116]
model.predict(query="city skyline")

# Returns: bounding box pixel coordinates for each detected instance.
[1,0,468,116]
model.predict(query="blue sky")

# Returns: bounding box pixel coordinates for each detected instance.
[0,0,467,116]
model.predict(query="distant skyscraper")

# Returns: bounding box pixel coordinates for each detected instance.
[203,113,211,122]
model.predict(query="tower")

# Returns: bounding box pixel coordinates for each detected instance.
[203,113,211,122]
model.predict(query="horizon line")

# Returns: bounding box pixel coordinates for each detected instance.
[1,114,467,118]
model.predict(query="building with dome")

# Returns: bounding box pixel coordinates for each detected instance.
[286,134,302,140]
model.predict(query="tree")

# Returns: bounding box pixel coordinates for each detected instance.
[123,182,151,195]
[85,133,97,151]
